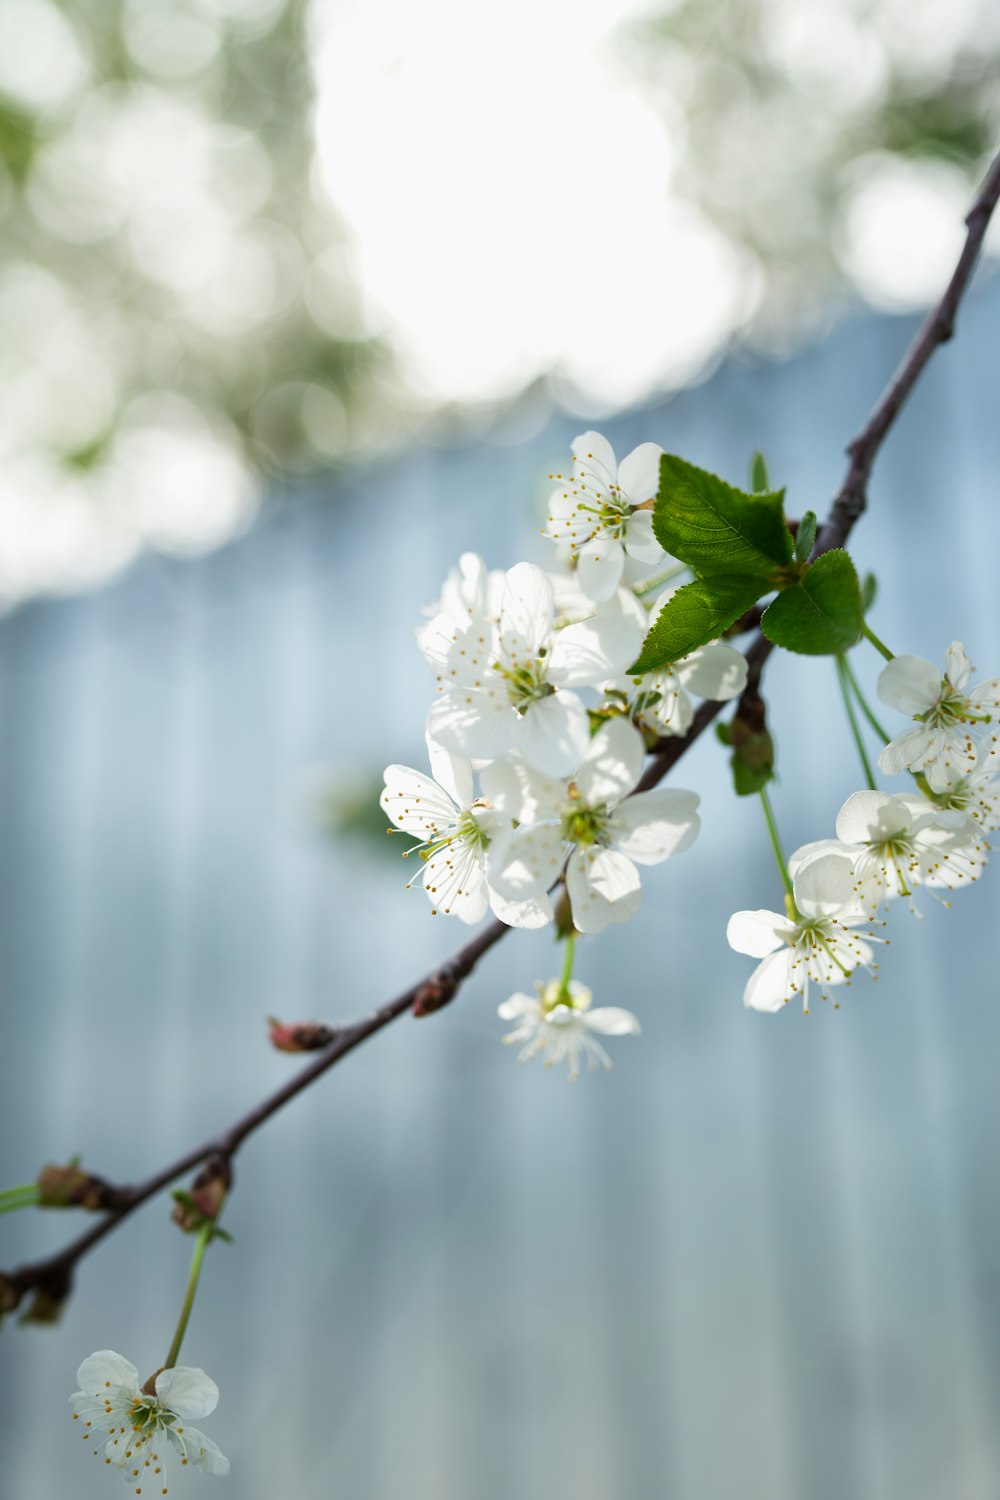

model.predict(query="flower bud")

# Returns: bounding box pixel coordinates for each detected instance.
[37,1161,126,1211]
[171,1156,231,1233]
[267,1017,338,1051]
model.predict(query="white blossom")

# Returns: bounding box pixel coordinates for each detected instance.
[484,718,700,934]
[380,745,551,927]
[877,642,1000,776]
[69,1350,228,1490]
[925,740,1000,831]
[727,853,881,1013]
[498,979,640,1080]
[425,562,642,776]
[790,790,988,914]
[546,431,666,600]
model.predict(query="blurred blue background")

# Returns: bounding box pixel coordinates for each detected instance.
[2,280,1000,1499]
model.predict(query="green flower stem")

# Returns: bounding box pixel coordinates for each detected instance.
[163,1218,215,1371]
[558,933,576,1000]
[632,561,689,597]
[862,622,895,661]
[836,655,877,791]
[759,786,795,903]
[0,1184,40,1214]
[841,654,893,744]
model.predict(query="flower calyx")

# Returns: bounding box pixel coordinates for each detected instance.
[171,1157,232,1241]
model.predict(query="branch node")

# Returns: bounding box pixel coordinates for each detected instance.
[412,963,463,1017]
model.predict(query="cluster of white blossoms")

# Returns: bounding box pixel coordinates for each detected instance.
[70,1351,228,1491]
[382,431,749,1075]
[729,642,998,1013]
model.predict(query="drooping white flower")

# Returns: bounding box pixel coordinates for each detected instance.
[69,1350,228,1490]
[484,718,700,934]
[546,431,666,600]
[498,979,640,1080]
[789,790,988,914]
[380,744,551,928]
[425,562,642,776]
[877,642,1000,776]
[727,853,881,1013]
[925,740,1000,832]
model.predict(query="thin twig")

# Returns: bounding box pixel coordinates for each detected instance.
[4,148,999,1316]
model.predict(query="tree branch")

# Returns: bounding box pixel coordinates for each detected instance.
[4,148,999,1317]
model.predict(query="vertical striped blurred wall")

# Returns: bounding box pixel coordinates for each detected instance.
[2,284,1000,1500]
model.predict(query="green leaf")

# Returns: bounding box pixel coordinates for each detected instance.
[794,510,817,563]
[748,450,770,493]
[861,571,878,611]
[630,574,766,673]
[760,549,864,655]
[653,455,794,579]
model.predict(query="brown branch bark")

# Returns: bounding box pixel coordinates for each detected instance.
[4,148,999,1317]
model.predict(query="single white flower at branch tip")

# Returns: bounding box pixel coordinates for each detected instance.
[546,430,667,600]
[877,641,1000,776]
[498,979,640,1081]
[380,747,551,928]
[70,1349,229,1489]
[484,717,700,935]
[727,852,884,1014]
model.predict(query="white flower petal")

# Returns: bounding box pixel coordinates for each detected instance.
[622,509,663,563]
[576,536,624,601]
[154,1366,220,1421]
[479,756,564,821]
[425,739,474,808]
[676,642,748,702]
[835,789,914,844]
[499,562,554,656]
[487,820,565,899]
[498,992,540,1021]
[381,765,459,837]
[426,688,515,762]
[75,1351,139,1395]
[945,640,973,689]
[566,847,643,934]
[788,839,849,877]
[166,1423,230,1475]
[571,429,617,482]
[617,441,662,501]
[433,613,495,684]
[726,909,791,958]
[877,655,941,716]
[574,717,645,804]
[610,787,701,865]
[549,614,643,687]
[792,851,857,918]
[743,950,795,1012]
[517,690,591,776]
[967,678,1000,716]
[584,1006,642,1036]
[488,887,554,930]
[878,725,939,776]
[419,846,490,922]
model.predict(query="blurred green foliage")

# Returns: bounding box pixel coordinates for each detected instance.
[623,0,1000,347]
